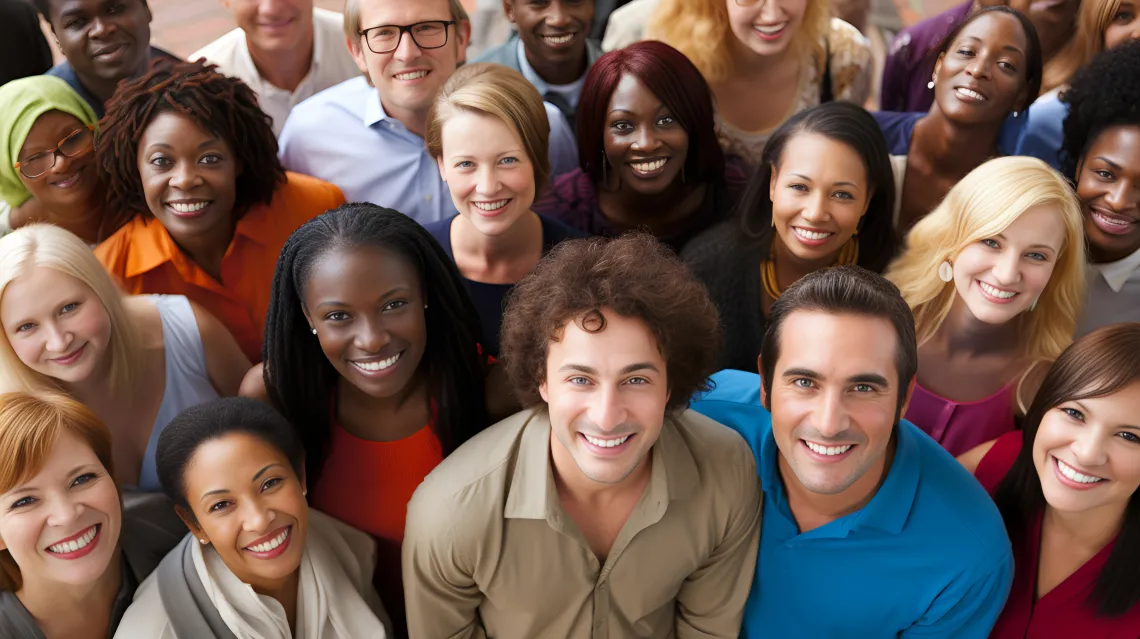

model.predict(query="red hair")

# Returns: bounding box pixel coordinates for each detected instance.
[576,41,725,187]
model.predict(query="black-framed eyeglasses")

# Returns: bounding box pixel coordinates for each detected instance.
[359,20,457,55]
[14,124,96,179]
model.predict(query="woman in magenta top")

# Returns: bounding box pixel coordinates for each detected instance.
[959,323,1140,638]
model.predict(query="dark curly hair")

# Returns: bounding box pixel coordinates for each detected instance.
[1060,40,1140,179]
[96,58,285,235]
[500,233,720,413]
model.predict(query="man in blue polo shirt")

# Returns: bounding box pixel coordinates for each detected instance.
[692,265,1013,638]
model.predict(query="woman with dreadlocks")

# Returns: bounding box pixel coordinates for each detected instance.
[94,59,345,363]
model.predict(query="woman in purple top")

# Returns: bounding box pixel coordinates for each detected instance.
[531,41,746,254]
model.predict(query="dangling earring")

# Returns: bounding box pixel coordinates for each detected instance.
[938,260,953,283]
[927,80,935,89]
[1030,296,1039,312]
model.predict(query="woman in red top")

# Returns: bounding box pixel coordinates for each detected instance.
[241,203,515,637]
[960,323,1140,638]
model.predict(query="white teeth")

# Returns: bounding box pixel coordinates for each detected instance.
[352,353,400,372]
[55,173,81,187]
[394,70,428,80]
[793,227,834,241]
[543,34,574,44]
[1093,211,1132,227]
[805,441,853,456]
[169,201,208,213]
[978,281,1017,299]
[755,22,787,35]
[584,434,630,448]
[473,200,509,211]
[1057,458,1104,484]
[47,525,98,554]
[246,528,290,553]
[955,87,987,101]
[630,159,667,174]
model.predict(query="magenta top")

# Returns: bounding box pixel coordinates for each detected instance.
[904,380,1017,456]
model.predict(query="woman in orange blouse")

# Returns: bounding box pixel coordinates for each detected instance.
[94,60,345,362]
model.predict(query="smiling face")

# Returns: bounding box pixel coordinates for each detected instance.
[1076,125,1140,264]
[950,204,1067,325]
[349,0,470,129]
[602,74,688,196]
[726,0,808,57]
[0,432,121,589]
[17,111,100,216]
[1,267,112,386]
[540,310,669,486]
[303,244,428,400]
[933,12,1031,125]
[437,110,537,236]
[1104,0,1140,50]
[46,0,153,91]
[137,110,240,250]
[507,0,594,82]
[224,0,315,55]
[769,132,871,264]
[180,432,308,593]
[766,310,907,497]
[1032,381,1140,521]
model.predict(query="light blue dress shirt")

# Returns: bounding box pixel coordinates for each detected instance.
[278,76,579,225]
[691,369,1014,639]
[1010,90,1067,171]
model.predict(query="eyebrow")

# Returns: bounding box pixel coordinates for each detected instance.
[145,138,222,152]
[314,285,412,309]
[557,362,661,375]
[198,463,283,503]
[1094,156,1123,171]
[608,105,667,116]
[1072,400,1140,431]
[781,368,890,386]
[788,173,860,189]
[958,35,1025,56]
[5,464,92,496]
[992,232,1059,253]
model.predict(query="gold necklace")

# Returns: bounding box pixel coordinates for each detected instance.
[761,236,859,300]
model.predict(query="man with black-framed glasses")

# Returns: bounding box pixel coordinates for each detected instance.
[278,0,578,225]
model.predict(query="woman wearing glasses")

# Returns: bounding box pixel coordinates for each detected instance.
[0,76,105,244]
[645,0,872,165]
[95,60,346,363]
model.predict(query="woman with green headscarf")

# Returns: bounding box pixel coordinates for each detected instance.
[0,76,104,244]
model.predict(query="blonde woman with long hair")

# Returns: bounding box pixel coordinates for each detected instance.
[637,0,872,164]
[886,156,1085,457]
[0,225,250,490]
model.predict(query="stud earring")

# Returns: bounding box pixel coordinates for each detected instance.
[938,260,953,283]
[927,80,935,89]
[199,538,208,545]
[311,328,317,335]
[1012,111,1020,118]
[423,304,429,310]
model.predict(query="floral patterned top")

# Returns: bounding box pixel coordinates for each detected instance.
[718,18,873,164]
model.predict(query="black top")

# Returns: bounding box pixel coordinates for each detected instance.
[424,214,588,358]
[0,0,53,87]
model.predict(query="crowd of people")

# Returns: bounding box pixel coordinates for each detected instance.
[0,0,1138,636]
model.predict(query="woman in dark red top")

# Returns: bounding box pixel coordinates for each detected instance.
[960,323,1140,638]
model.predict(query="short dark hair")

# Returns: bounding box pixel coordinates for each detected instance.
[994,323,1140,617]
[155,398,305,516]
[31,0,149,21]
[97,58,285,235]
[1060,40,1140,179]
[760,266,917,411]
[935,6,1043,112]
[576,41,725,187]
[500,233,721,412]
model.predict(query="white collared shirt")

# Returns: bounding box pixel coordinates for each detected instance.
[1078,245,1140,336]
[191,8,360,136]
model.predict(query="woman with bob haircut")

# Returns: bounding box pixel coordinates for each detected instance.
[958,323,1140,636]
[0,391,184,638]
[0,224,251,491]
[94,59,346,363]
[423,62,585,358]
[116,397,392,638]
[242,203,513,635]
[1061,41,1140,335]
[532,41,747,254]
[683,101,897,372]
[646,0,872,164]
[875,6,1044,231]
[886,156,1086,457]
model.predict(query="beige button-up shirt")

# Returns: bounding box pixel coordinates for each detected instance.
[402,408,762,639]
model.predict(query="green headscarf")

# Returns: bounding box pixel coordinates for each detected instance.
[0,76,99,208]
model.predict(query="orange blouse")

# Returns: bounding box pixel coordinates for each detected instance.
[95,172,345,362]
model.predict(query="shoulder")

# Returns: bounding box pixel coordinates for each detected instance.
[672,409,755,470]
[682,221,745,267]
[603,0,660,51]
[312,6,346,30]
[307,509,377,583]
[189,28,245,66]
[539,214,589,245]
[421,216,455,246]
[274,172,346,212]
[826,17,871,61]
[472,41,515,66]
[239,363,268,401]
[282,77,368,131]
[114,571,174,639]
[972,430,1023,494]
[533,170,595,223]
[94,221,141,272]
[689,371,769,444]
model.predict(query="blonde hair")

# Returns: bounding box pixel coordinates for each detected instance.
[0,225,140,395]
[647,0,831,84]
[425,63,551,196]
[0,390,115,591]
[885,156,1085,361]
[344,0,470,43]
[1045,0,1124,94]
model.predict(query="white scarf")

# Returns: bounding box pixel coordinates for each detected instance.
[192,510,388,639]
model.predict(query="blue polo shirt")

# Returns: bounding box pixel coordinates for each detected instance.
[692,370,1013,638]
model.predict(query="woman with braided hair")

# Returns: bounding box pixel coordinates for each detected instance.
[94,59,345,363]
